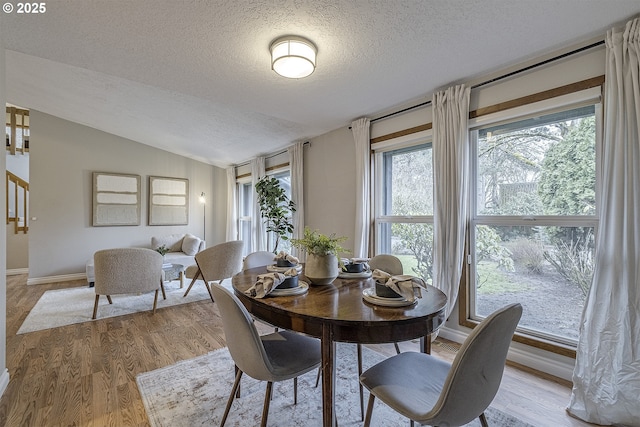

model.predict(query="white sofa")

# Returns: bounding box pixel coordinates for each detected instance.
[86,233,205,286]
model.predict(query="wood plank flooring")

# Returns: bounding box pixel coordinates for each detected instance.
[0,274,597,426]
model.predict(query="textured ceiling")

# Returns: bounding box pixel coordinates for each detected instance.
[3,1,640,167]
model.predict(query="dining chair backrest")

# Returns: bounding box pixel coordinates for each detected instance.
[210,282,274,381]
[195,240,244,283]
[243,251,276,270]
[368,254,403,275]
[429,303,523,426]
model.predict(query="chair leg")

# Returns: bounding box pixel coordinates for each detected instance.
[479,412,489,427]
[261,381,273,427]
[315,366,321,387]
[294,377,298,405]
[394,342,401,354]
[152,289,159,314]
[358,344,364,421]
[205,281,215,302]
[221,369,243,427]
[234,364,241,398]
[160,279,166,300]
[363,393,375,427]
[106,295,113,304]
[92,295,100,319]
[183,269,202,297]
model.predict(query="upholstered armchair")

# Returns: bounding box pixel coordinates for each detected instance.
[92,248,164,319]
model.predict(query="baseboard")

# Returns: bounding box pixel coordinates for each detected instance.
[6,268,28,276]
[27,273,87,285]
[0,369,9,400]
[438,325,575,382]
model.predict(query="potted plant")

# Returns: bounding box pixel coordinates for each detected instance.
[291,227,350,285]
[255,176,296,254]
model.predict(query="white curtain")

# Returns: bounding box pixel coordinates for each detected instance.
[251,156,266,252]
[288,142,305,259]
[432,85,470,319]
[225,166,237,241]
[568,18,640,426]
[352,117,371,259]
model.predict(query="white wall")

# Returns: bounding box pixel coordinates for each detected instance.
[28,111,227,283]
[303,44,607,380]
[0,14,10,398]
[304,126,357,255]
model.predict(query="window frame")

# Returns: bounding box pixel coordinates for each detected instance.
[462,89,603,357]
[373,136,435,277]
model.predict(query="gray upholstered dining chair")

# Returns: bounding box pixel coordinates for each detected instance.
[360,303,523,427]
[183,240,244,302]
[92,248,164,319]
[210,282,321,427]
[243,250,276,270]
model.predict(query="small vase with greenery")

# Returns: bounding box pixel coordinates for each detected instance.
[291,227,350,285]
[255,176,296,254]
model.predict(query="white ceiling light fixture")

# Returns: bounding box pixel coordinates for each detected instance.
[270,36,317,79]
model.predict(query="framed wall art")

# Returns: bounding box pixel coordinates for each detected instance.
[148,176,189,225]
[92,172,141,226]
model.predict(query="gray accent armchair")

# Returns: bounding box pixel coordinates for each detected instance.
[92,248,164,319]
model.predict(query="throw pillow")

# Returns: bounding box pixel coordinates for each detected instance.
[152,234,185,253]
[182,234,202,256]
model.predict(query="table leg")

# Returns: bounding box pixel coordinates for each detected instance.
[420,334,432,354]
[321,325,336,427]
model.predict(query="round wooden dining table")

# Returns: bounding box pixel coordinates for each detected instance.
[232,266,448,427]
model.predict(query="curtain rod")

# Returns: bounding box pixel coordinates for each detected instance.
[364,39,605,125]
[235,141,310,168]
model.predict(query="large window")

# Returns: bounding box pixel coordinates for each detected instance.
[237,178,253,257]
[374,141,434,281]
[237,168,292,257]
[469,103,600,347]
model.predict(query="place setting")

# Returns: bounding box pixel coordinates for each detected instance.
[362,269,428,307]
[245,263,308,298]
[266,251,304,274]
[338,258,373,279]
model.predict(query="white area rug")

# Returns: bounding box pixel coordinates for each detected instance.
[137,343,533,427]
[17,279,217,334]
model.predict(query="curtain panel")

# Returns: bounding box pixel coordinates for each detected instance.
[225,166,238,241]
[251,157,266,252]
[568,18,640,426]
[289,142,305,259]
[432,85,470,319]
[352,118,371,259]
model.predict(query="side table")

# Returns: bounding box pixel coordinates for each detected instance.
[162,263,185,287]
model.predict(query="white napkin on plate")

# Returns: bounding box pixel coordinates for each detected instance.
[275,251,299,264]
[371,269,428,302]
[245,268,299,298]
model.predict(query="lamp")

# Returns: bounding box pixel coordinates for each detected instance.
[270,36,317,79]
[199,192,206,239]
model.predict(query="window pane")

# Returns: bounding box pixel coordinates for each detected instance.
[473,225,594,342]
[241,183,252,216]
[382,144,433,216]
[476,106,596,216]
[378,222,434,284]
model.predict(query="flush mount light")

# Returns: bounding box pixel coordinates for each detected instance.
[270,36,317,79]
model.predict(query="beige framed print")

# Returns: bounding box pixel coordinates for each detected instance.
[92,172,141,226]
[148,176,189,225]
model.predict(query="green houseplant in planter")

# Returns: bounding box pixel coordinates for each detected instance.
[291,227,349,285]
[255,176,296,254]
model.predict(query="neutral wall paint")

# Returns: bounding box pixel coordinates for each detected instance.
[304,126,357,256]
[28,111,226,282]
[1,16,11,397]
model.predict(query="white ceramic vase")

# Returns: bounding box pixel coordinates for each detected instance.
[304,253,339,285]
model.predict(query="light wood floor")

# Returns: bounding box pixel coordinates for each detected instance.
[0,274,597,427]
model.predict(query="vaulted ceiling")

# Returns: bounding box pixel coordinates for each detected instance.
[3,1,639,167]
